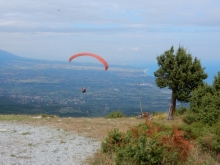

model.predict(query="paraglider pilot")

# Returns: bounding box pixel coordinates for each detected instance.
[82,87,86,93]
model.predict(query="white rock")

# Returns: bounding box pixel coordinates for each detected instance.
[32,115,42,119]
[0,129,7,132]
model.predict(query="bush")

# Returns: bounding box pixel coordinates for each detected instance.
[198,133,220,154]
[101,128,124,153]
[115,136,164,165]
[196,122,220,155]
[101,119,191,164]
[179,122,209,140]
[176,107,188,115]
[151,111,164,116]
[180,120,220,157]
[106,110,126,118]
[183,114,199,124]
[187,79,220,126]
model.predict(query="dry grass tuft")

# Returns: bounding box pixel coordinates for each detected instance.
[187,142,218,165]
[85,152,116,165]
[152,113,184,126]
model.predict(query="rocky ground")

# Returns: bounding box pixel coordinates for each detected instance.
[0,115,146,165]
[0,122,100,165]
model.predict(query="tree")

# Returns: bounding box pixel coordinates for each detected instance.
[154,46,208,120]
[213,71,220,91]
[184,72,220,125]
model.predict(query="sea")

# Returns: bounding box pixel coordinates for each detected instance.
[130,62,220,85]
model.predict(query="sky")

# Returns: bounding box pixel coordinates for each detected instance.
[0,0,220,68]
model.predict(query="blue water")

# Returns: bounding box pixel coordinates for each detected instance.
[202,62,220,84]
[130,62,220,85]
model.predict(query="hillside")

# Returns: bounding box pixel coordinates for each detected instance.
[0,50,46,64]
[0,50,25,62]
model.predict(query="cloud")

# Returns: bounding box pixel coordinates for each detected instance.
[131,47,139,51]
[1,0,220,34]
[0,0,220,63]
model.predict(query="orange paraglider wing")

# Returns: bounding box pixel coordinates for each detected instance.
[69,52,108,70]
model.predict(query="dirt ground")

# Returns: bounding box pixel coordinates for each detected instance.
[0,115,146,141]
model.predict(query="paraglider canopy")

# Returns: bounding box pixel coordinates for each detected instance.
[69,52,108,70]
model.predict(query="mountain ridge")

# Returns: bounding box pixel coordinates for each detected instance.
[0,49,147,69]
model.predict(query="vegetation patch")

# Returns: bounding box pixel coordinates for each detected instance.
[105,110,126,119]
[180,72,220,159]
[101,119,191,165]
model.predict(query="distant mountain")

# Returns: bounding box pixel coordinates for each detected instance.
[0,50,76,66]
[1,49,217,84]
[0,50,22,62]
[0,50,45,64]
[0,49,146,70]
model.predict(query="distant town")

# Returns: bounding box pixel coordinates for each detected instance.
[0,54,184,117]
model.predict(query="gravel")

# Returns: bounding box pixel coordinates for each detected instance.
[0,122,100,165]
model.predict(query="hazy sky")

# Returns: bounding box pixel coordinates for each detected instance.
[0,0,220,65]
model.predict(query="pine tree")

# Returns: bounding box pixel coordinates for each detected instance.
[213,72,220,91]
[154,46,208,120]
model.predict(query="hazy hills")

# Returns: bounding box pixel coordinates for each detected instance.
[0,50,45,63]
[0,50,23,62]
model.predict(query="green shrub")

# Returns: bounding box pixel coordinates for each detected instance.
[187,80,220,126]
[200,106,220,126]
[106,110,126,118]
[183,114,199,124]
[101,120,190,164]
[102,125,165,165]
[179,122,209,140]
[180,120,220,156]
[176,107,188,115]
[198,133,220,154]
[115,136,164,165]
[151,111,163,116]
[196,122,220,155]
[101,128,124,153]
[41,114,56,118]
[41,114,47,117]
